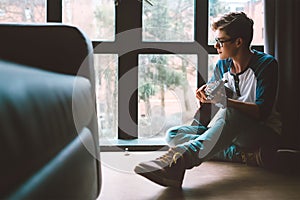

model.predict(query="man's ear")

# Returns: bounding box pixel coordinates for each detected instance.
[236,38,243,47]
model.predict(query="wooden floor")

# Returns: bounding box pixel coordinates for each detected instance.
[97,151,300,200]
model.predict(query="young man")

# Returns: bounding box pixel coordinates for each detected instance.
[134,12,281,188]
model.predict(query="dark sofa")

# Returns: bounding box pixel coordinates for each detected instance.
[0,24,101,199]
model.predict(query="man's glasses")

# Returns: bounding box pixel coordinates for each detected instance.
[215,37,237,47]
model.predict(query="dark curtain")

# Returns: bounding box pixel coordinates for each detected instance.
[264,0,300,148]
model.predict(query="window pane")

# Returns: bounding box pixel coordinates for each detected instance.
[94,54,118,141]
[208,0,264,45]
[143,0,195,42]
[62,0,115,41]
[0,0,46,23]
[138,54,198,139]
[208,54,220,81]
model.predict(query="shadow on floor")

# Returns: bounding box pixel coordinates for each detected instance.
[155,165,300,200]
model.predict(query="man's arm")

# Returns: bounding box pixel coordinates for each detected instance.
[196,85,261,120]
[227,98,260,120]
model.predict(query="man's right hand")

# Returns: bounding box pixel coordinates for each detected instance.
[196,84,210,104]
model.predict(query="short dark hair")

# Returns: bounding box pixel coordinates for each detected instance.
[212,12,254,47]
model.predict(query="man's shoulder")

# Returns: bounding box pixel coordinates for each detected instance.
[253,49,277,64]
[249,50,279,81]
[251,50,278,72]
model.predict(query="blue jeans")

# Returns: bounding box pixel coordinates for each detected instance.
[165,108,279,169]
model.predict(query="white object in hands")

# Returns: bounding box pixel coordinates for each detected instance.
[204,80,228,108]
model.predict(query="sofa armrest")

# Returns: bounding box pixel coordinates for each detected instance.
[0,24,101,199]
[0,23,94,79]
[0,60,101,198]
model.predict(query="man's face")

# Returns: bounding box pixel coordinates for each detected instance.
[214,29,237,60]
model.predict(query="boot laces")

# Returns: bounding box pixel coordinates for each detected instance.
[158,148,183,167]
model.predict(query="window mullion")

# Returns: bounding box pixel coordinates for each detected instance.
[196,0,209,85]
[116,0,142,139]
[47,0,62,22]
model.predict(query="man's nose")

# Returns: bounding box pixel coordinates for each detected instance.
[214,42,220,49]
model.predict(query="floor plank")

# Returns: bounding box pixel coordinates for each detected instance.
[97,151,300,200]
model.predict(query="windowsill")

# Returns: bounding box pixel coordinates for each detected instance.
[100,138,169,152]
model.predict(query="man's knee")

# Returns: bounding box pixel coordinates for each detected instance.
[165,126,181,144]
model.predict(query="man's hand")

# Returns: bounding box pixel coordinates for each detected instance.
[196,84,210,104]
[196,81,227,108]
[196,82,260,119]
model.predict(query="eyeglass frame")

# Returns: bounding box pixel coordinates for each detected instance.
[215,37,238,47]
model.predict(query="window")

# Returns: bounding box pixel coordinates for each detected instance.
[94,54,118,141]
[208,0,264,45]
[142,0,194,42]
[1,0,264,146]
[0,0,46,23]
[138,54,198,139]
[62,0,115,41]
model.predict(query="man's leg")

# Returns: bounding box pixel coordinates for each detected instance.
[134,108,236,187]
[175,108,240,168]
[210,108,280,167]
[166,112,243,164]
[231,117,281,167]
[165,125,208,147]
[211,144,243,163]
[134,108,270,187]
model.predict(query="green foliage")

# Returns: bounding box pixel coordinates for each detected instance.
[144,0,171,40]
[158,65,184,89]
[139,55,186,102]
[143,0,194,41]
[139,82,156,101]
[209,0,230,17]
